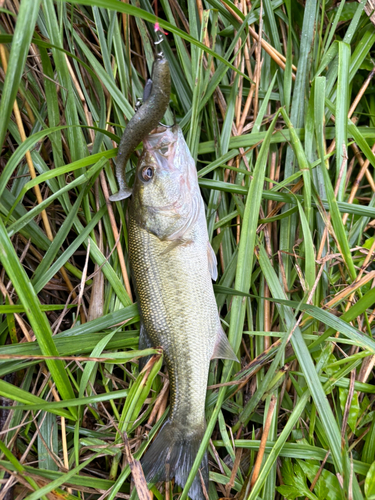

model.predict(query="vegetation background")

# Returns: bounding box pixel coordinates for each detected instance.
[0,0,375,499]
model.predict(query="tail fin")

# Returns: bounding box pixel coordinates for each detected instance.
[141,419,208,500]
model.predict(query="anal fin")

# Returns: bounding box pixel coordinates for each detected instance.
[211,325,239,362]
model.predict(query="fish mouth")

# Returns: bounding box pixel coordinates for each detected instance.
[143,125,179,155]
[137,129,176,178]
[137,126,183,208]
[135,124,198,217]
[146,124,179,137]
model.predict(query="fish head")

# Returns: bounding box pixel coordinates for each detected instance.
[130,126,201,241]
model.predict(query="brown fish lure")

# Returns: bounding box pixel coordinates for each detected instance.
[109,54,170,202]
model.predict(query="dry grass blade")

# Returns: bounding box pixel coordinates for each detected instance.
[237,395,277,499]
[124,433,151,500]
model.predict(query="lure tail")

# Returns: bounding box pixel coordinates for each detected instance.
[141,419,208,500]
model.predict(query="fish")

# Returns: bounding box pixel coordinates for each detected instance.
[126,126,238,500]
[109,54,171,202]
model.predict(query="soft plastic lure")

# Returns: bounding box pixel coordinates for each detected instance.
[109,48,170,202]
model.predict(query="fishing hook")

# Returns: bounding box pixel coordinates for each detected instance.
[134,30,172,127]
[154,31,164,58]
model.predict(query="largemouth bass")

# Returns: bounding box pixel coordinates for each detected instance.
[127,126,238,499]
[109,54,170,202]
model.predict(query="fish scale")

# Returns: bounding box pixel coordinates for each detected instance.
[129,213,216,429]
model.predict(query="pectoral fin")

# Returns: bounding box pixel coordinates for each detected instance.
[207,242,218,281]
[211,325,239,362]
[159,239,184,255]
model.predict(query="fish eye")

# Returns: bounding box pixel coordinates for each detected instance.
[140,166,154,182]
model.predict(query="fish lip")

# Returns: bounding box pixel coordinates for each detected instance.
[146,124,179,137]
[143,125,179,151]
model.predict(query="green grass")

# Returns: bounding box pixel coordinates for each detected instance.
[1,1,375,499]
